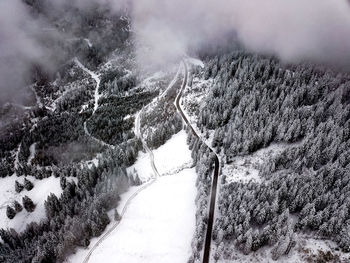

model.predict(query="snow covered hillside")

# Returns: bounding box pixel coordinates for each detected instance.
[86,169,197,263]
[68,130,197,263]
[129,130,193,181]
[0,176,62,232]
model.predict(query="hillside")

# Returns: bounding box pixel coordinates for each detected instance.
[182,52,350,262]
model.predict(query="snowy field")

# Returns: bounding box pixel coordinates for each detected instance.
[0,175,62,232]
[217,235,350,263]
[67,184,149,263]
[68,128,197,263]
[128,130,193,181]
[87,168,197,263]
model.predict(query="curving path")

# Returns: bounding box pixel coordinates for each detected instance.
[81,179,155,263]
[81,65,182,263]
[175,61,220,263]
[135,109,161,178]
[81,108,159,263]
[74,58,120,152]
[74,58,101,114]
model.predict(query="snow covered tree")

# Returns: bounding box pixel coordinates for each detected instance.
[14,201,23,213]
[6,206,16,219]
[24,178,34,191]
[23,196,35,212]
[15,181,24,193]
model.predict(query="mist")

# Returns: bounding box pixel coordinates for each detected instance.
[125,0,350,69]
[0,0,47,104]
[1,0,350,104]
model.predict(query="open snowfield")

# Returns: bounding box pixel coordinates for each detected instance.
[0,175,62,233]
[67,184,149,263]
[67,128,197,263]
[128,130,193,181]
[87,168,197,263]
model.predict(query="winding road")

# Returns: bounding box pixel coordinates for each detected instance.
[80,60,219,263]
[74,58,101,114]
[80,64,181,263]
[175,61,220,263]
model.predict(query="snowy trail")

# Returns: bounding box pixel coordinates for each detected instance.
[133,63,183,178]
[84,38,93,48]
[87,169,197,263]
[81,179,155,263]
[135,110,160,178]
[175,60,221,263]
[81,113,158,263]
[27,143,37,165]
[14,143,21,171]
[11,103,33,110]
[159,64,182,99]
[74,58,101,114]
[81,64,185,263]
[74,58,119,152]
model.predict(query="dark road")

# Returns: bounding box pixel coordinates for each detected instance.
[175,61,220,263]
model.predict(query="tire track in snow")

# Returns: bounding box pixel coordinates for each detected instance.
[81,179,155,263]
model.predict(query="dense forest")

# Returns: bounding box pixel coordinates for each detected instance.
[188,51,350,261]
[0,1,152,262]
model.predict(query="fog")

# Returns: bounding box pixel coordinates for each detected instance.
[1,0,350,104]
[127,0,350,69]
[0,0,47,104]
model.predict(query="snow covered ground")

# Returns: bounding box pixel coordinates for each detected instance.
[186,57,205,68]
[74,58,101,114]
[222,143,287,184]
[67,128,197,263]
[217,235,350,263]
[0,175,62,233]
[85,168,197,263]
[67,183,150,263]
[128,130,193,182]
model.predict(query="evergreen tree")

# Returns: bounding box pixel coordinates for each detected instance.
[14,201,23,213]
[6,206,16,219]
[24,178,34,191]
[15,181,24,193]
[22,196,35,212]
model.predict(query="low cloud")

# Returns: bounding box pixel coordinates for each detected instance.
[126,0,350,69]
[0,0,47,104]
[1,0,350,104]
